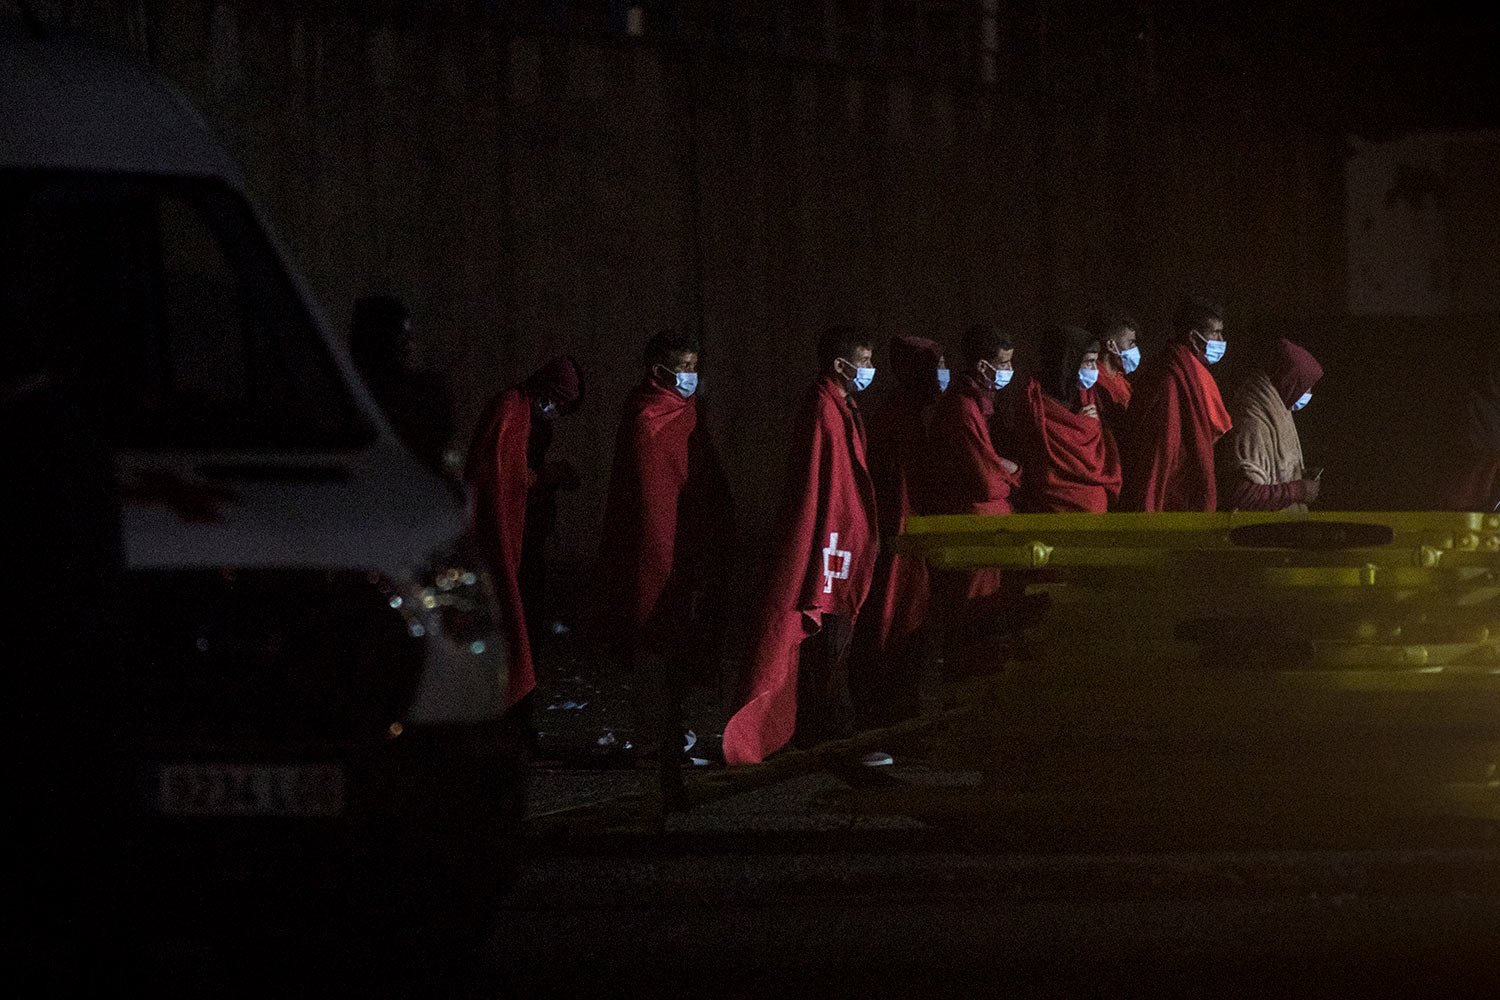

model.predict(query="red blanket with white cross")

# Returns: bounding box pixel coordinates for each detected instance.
[722,375,878,765]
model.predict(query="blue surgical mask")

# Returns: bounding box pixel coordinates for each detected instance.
[1201,337,1226,365]
[936,367,951,392]
[1292,391,1311,412]
[674,371,698,398]
[989,366,1013,391]
[1120,346,1141,374]
[851,366,876,392]
[1078,367,1099,390]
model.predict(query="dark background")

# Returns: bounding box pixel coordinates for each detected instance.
[10,0,1500,566]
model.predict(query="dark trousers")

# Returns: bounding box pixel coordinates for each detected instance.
[630,646,690,808]
[793,614,856,749]
[518,527,547,633]
[632,647,687,755]
[852,621,930,729]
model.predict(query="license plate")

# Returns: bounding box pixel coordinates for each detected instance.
[156,763,346,817]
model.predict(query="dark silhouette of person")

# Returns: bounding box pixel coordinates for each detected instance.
[349,295,455,475]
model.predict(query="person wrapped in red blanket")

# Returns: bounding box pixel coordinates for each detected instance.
[464,356,583,712]
[1089,307,1140,441]
[1118,296,1232,512]
[596,331,734,797]
[1015,325,1122,514]
[722,327,880,765]
[920,323,1022,675]
[849,334,946,727]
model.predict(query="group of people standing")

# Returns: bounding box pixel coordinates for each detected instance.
[351,291,1498,785]
[714,296,1331,767]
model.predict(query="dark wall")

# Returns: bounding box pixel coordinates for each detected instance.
[18,1,1498,572]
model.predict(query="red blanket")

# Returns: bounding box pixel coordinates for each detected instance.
[926,374,1020,515]
[722,376,878,765]
[595,379,733,654]
[1119,342,1232,512]
[1016,380,1122,513]
[850,338,941,721]
[920,373,1021,648]
[463,387,537,708]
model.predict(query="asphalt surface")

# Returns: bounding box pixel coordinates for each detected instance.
[501,619,1500,998]
[492,843,1500,998]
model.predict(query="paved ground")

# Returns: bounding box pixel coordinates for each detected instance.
[504,613,1500,997]
[492,844,1500,998]
[528,613,732,769]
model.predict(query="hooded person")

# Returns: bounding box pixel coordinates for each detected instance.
[1437,350,1500,511]
[1015,325,1122,513]
[1118,296,1233,512]
[848,334,945,728]
[920,323,1023,674]
[349,294,455,475]
[595,331,734,796]
[722,326,880,766]
[1216,337,1325,512]
[464,355,584,710]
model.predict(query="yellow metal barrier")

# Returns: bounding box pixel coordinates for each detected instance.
[885,511,1499,841]
[896,511,1500,675]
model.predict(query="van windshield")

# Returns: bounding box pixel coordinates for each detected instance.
[0,170,373,450]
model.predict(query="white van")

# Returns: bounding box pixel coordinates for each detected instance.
[1,24,526,935]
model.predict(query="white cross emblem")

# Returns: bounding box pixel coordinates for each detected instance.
[822,531,852,594]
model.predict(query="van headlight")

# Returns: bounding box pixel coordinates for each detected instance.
[377,538,501,650]
[374,538,510,724]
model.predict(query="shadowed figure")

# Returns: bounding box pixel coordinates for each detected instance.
[1437,350,1500,511]
[349,295,455,476]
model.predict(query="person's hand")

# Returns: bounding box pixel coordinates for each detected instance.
[543,459,581,491]
[1301,477,1321,505]
[1000,458,1019,476]
[1079,403,1100,420]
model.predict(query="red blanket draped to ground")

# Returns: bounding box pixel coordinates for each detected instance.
[722,376,877,765]
[1015,380,1122,513]
[1119,342,1232,512]
[463,387,537,708]
[595,379,733,655]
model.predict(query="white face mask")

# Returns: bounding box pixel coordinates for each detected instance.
[1077,367,1099,390]
[1292,390,1311,412]
[936,367,951,392]
[1119,345,1142,374]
